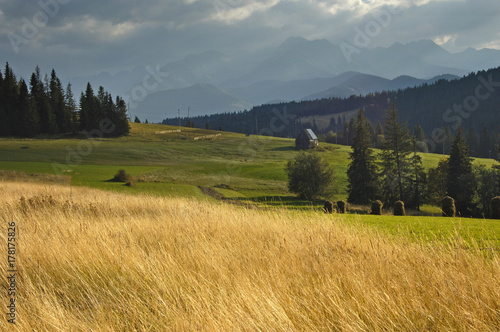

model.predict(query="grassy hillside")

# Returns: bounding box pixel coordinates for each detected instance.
[1,181,499,330]
[0,122,497,209]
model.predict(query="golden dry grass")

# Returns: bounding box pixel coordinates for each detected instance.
[1,181,499,331]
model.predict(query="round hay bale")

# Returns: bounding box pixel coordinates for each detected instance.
[394,200,405,216]
[323,200,334,214]
[441,196,456,217]
[371,200,383,215]
[490,196,500,219]
[336,200,346,214]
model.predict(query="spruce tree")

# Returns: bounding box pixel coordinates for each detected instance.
[31,67,56,135]
[408,137,426,210]
[347,109,379,204]
[17,79,39,137]
[64,82,77,133]
[0,68,5,136]
[113,96,130,136]
[1,63,18,136]
[380,103,412,205]
[447,126,476,216]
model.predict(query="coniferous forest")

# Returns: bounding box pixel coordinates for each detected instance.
[163,66,500,158]
[0,62,129,138]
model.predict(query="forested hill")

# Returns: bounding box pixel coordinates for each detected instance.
[162,66,500,144]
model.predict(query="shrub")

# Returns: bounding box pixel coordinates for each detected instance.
[285,152,336,200]
[112,169,131,182]
[394,201,405,216]
[441,196,456,217]
[336,200,346,214]
[323,201,334,214]
[491,197,500,219]
[371,200,383,215]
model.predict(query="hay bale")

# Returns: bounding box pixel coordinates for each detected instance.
[323,201,334,214]
[336,200,346,214]
[490,196,500,219]
[394,200,405,216]
[441,196,456,217]
[371,200,383,215]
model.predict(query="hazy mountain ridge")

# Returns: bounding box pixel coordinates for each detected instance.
[69,37,500,122]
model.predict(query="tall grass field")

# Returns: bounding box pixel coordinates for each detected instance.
[1,180,499,330]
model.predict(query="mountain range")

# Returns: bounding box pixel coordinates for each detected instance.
[69,37,500,122]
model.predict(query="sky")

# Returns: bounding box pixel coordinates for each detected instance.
[1,0,500,82]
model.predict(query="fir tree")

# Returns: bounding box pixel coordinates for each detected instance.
[347,109,379,204]
[380,103,412,205]
[0,68,5,136]
[31,66,56,135]
[1,63,18,136]
[113,96,130,136]
[17,79,39,137]
[408,137,427,210]
[447,126,476,216]
[134,116,141,123]
[64,82,77,133]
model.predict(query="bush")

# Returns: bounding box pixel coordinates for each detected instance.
[336,200,346,214]
[371,200,383,215]
[285,152,336,200]
[394,201,405,216]
[491,197,500,219]
[112,169,131,182]
[441,196,456,217]
[323,201,334,214]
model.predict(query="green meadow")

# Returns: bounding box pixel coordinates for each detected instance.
[1,122,499,246]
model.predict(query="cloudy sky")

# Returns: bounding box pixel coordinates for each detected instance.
[1,0,500,82]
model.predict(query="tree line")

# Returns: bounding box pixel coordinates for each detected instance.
[163,66,500,157]
[0,62,129,138]
[346,106,500,218]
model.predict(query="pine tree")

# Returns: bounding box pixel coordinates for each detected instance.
[447,126,476,216]
[380,103,412,205]
[134,116,141,123]
[347,109,379,204]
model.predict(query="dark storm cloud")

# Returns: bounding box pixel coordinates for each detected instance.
[0,0,499,80]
